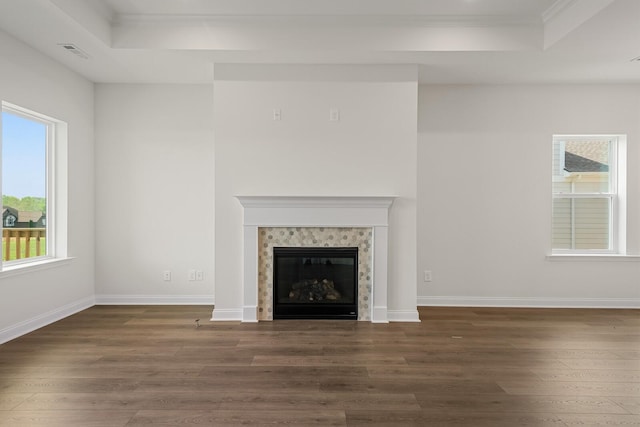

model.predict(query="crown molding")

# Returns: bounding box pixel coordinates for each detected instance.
[113,13,541,28]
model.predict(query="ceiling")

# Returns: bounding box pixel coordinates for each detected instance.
[0,0,638,84]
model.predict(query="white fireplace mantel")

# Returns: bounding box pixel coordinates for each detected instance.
[234,195,396,323]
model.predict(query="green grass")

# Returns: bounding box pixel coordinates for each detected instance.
[2,237,47,261]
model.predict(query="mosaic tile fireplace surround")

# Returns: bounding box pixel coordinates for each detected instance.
[258,227,372,320]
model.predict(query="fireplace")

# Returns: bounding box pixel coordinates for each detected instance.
[226,195,398,323]
[273,247,358,319]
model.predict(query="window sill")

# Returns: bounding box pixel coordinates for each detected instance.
[0,257,75,279]
[546,254,640,262]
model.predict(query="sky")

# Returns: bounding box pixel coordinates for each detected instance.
[1,111,47,199]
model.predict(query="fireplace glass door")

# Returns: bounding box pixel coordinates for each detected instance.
[273,247,358,319]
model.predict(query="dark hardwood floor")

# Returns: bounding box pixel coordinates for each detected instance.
[0,305,639,426]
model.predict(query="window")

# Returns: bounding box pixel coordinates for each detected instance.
[4,215,15,227]
[1,103,58,266]
[552,135,624,254]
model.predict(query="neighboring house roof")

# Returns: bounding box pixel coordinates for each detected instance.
[17,211,44,223]
[2,206,18,218]
[564,140,609,173]
[564,151,609,173]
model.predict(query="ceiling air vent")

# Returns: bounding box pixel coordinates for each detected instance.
[58,43,90,59]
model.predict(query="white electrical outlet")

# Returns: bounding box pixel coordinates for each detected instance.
[423,270,433,282]
[188,270,196,281]
[196,271,204,281]
[163,271,171,281]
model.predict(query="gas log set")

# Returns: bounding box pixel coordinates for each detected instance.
[287,278,343,302]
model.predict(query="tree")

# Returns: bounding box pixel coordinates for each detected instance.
[2,195,46,212]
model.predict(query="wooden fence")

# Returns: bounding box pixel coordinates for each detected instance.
[2,228,46,261]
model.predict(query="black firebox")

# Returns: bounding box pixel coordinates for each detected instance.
[273,247,358,319]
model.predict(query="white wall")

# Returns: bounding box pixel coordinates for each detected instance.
[0,30,95,342]
[213,65,418,320]
[6,31,637,345]
[94,84,215,303]
[418,84,640,307]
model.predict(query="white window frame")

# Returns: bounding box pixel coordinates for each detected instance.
[1,101,67,272]
[552,134,626,255]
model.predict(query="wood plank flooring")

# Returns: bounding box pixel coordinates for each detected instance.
[0,306,638,426]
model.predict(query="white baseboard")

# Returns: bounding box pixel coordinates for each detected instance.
[418,296,640,309]
[212,306,421,323]
[210,308,243,321]
[0,296,95,345]
[95,295,214,305]
[371,306,388,323]
[241,305,258,322]
[387,309,421,322]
